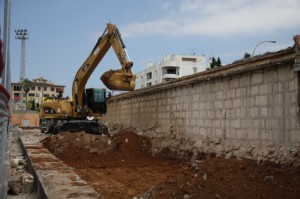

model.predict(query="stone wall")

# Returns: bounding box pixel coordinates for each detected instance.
[105,40,300,166]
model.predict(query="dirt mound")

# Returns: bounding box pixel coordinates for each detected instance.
[42,131,300,199]
[42,131,154,165]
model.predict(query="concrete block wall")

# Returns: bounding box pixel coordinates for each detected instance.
[105,44,300,165]
[107,63,299,146]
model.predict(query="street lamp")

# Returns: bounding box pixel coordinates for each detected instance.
[252,40,276,56]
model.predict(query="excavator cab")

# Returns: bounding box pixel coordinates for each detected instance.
[85,88,107,114]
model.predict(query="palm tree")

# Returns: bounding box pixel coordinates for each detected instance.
[21,78,33,110]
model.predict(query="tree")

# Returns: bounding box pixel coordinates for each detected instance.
[244,52,251,59]
[21,78,33,110]
[31,99,36,110]
[210,56,222,69]
[210,57,217,69]
[216,57,222,67]
[36,102,40,111]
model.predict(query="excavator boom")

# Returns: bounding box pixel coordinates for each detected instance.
[72,23,136,115]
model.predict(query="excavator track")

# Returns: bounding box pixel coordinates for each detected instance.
[46,120,109,136]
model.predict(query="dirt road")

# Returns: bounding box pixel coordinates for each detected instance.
[43,131,300,199]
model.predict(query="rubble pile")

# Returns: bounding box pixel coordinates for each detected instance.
[8,127,36,197]
[8,157,33,195]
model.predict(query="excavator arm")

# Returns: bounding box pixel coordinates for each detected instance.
[72,23,136,115]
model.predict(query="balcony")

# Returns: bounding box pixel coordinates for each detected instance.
[162,74,179,79]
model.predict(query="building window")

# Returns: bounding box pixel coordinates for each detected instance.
[31,86,35,90]
[36,93,41,97]
[51,87,55,91]
[167,68,176,74]
[44,87,47,91]
[38,86,41,91]
[14,93,20,101]
[182,57,196,62]
[163,67,177,75]
[13,85,21,91]
[28,93,35,97]
[56,88,63,93]
[193,67,197,73]
[44,94,49,97]
[147,72,152,80]
[147,82,152,87]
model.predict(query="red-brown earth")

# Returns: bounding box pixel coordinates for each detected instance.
[42,131,300,199]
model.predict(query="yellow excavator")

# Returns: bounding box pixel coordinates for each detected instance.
[39,23,136,135]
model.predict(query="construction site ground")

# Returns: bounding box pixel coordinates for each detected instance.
[9,128,300,199]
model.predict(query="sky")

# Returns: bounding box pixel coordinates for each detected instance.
[1,0,300,97]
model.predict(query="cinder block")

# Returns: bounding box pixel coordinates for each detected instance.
[251,71,263,84]
[250,86,259,96]
[231,119,241,128]
[259,84,268,94]
[215,128,224,137]
[236,129,247,139]
[255,95,268,106]
[239,74,251,87]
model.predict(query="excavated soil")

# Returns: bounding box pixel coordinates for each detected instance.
[42,131,300,199]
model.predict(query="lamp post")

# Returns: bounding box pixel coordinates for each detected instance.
[252,40,276,56]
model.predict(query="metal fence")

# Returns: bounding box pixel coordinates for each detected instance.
[0,86,10,198]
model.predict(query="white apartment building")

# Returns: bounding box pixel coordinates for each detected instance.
[136,54,207,89]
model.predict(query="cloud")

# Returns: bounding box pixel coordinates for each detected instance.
[160,1,171,10]
[122,0,300,38]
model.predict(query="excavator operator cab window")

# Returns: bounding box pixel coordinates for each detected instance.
[85,88,107,114]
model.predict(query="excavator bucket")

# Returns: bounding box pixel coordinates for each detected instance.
[101,70,136,91]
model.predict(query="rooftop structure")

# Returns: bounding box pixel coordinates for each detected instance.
[136,53,207,89]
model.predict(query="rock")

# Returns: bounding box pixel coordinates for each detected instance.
[22,173,34,193]
[191,162,198,167]
[11,158,22,168]
[264,175,274,182]
[8,176,22,195]
[183,192,191,199]
[19,159,27,167]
